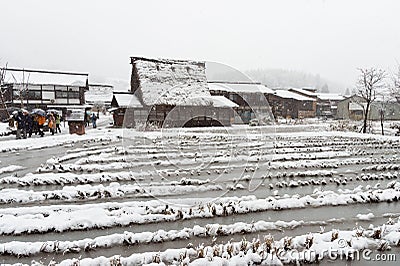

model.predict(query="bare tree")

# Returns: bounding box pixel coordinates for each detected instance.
[377,94,390,135]
[9,70,30,109]
[391,64,400,104]
[356,68,386,133]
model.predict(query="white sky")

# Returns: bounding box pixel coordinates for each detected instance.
[1,0,399,89]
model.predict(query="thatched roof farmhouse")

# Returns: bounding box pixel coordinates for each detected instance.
[123,57,237,127]
[131,57,213,106]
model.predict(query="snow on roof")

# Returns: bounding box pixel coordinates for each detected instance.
[47,104,92,109]
[113,93,142,108]
[208,82,274,94]
[349,102,365,111]
[289,88,317,97]
[85,91,113,104]
[207,95,238,108]
[302,86,317,92]
[131,57,212,106]
[89,84,113,89]
[316,93,345,101]
[3,69,88,87]
[85,84,114,104]
[273,90,316,101]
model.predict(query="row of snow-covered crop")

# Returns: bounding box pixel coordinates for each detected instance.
[12,218,400,266]
[0,181,222,205]
[1,182,400,235]
[2,129,400,265]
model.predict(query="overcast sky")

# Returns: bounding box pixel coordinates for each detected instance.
[1,0,399,90]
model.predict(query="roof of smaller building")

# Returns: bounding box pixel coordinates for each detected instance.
[273,90,316,101]
[302,86,317,92]
[113,93,142,108]
[349,102,365,111]
[85,84,114,104]
[85,92,113,104]
[338,94,363,102]
[208,95,239,108]
[47,104,92,109]
[289,88,317,97]
[208,82,274,94]
[316,93,345,101]
[88,84,113,89]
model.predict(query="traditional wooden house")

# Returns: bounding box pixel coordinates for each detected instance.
[289,88,344,118]
[337,95,366,121]
[267,89,316,119]
[110,92,143,127]
[336,95,400,121]
[128,57,237,127]
[0,68,88,120]
[208,81,274,124]
[315,93,345,118]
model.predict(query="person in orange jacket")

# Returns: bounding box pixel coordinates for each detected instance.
[37,114,46,137]
[48,113,56,135]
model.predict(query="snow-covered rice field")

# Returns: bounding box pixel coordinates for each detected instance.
[0,122,400,265]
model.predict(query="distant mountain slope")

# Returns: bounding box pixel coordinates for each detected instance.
[205,62,344,93]
[246,69,343,92]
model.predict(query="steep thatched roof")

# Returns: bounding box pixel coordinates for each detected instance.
[131,57,212,106]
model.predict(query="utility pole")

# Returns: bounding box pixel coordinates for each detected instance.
[0,63,10,117]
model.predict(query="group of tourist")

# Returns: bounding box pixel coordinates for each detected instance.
[9,110,62,139]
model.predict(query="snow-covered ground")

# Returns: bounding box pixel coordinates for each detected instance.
[0,118,400,265]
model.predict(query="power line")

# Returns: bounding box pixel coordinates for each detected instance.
[0,68,89,77]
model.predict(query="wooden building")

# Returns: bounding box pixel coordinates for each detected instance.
[289,88,344,118]
[336,95,400,121]
[337,95,368,121]
[267,89,316,119]
[208,81,274,124]
[315,93,344,118]
[0,68,88,120]
[128,57,237,128]
[110,92,143,128]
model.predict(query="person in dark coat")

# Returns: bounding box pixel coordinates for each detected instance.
[91,113,98,128]
[14,111,26,139]
[32,115,39,135]
[25,113,33,138]
[85,113,90,127]
[21,110,30,139]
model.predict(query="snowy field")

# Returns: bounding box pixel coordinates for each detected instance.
[0,118,400,265]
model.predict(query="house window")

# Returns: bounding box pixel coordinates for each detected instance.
[55,91,69,98]
[13,90,21,98]
[69,91,80,99]
[27,90,41,100]
[13,90,41,100]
